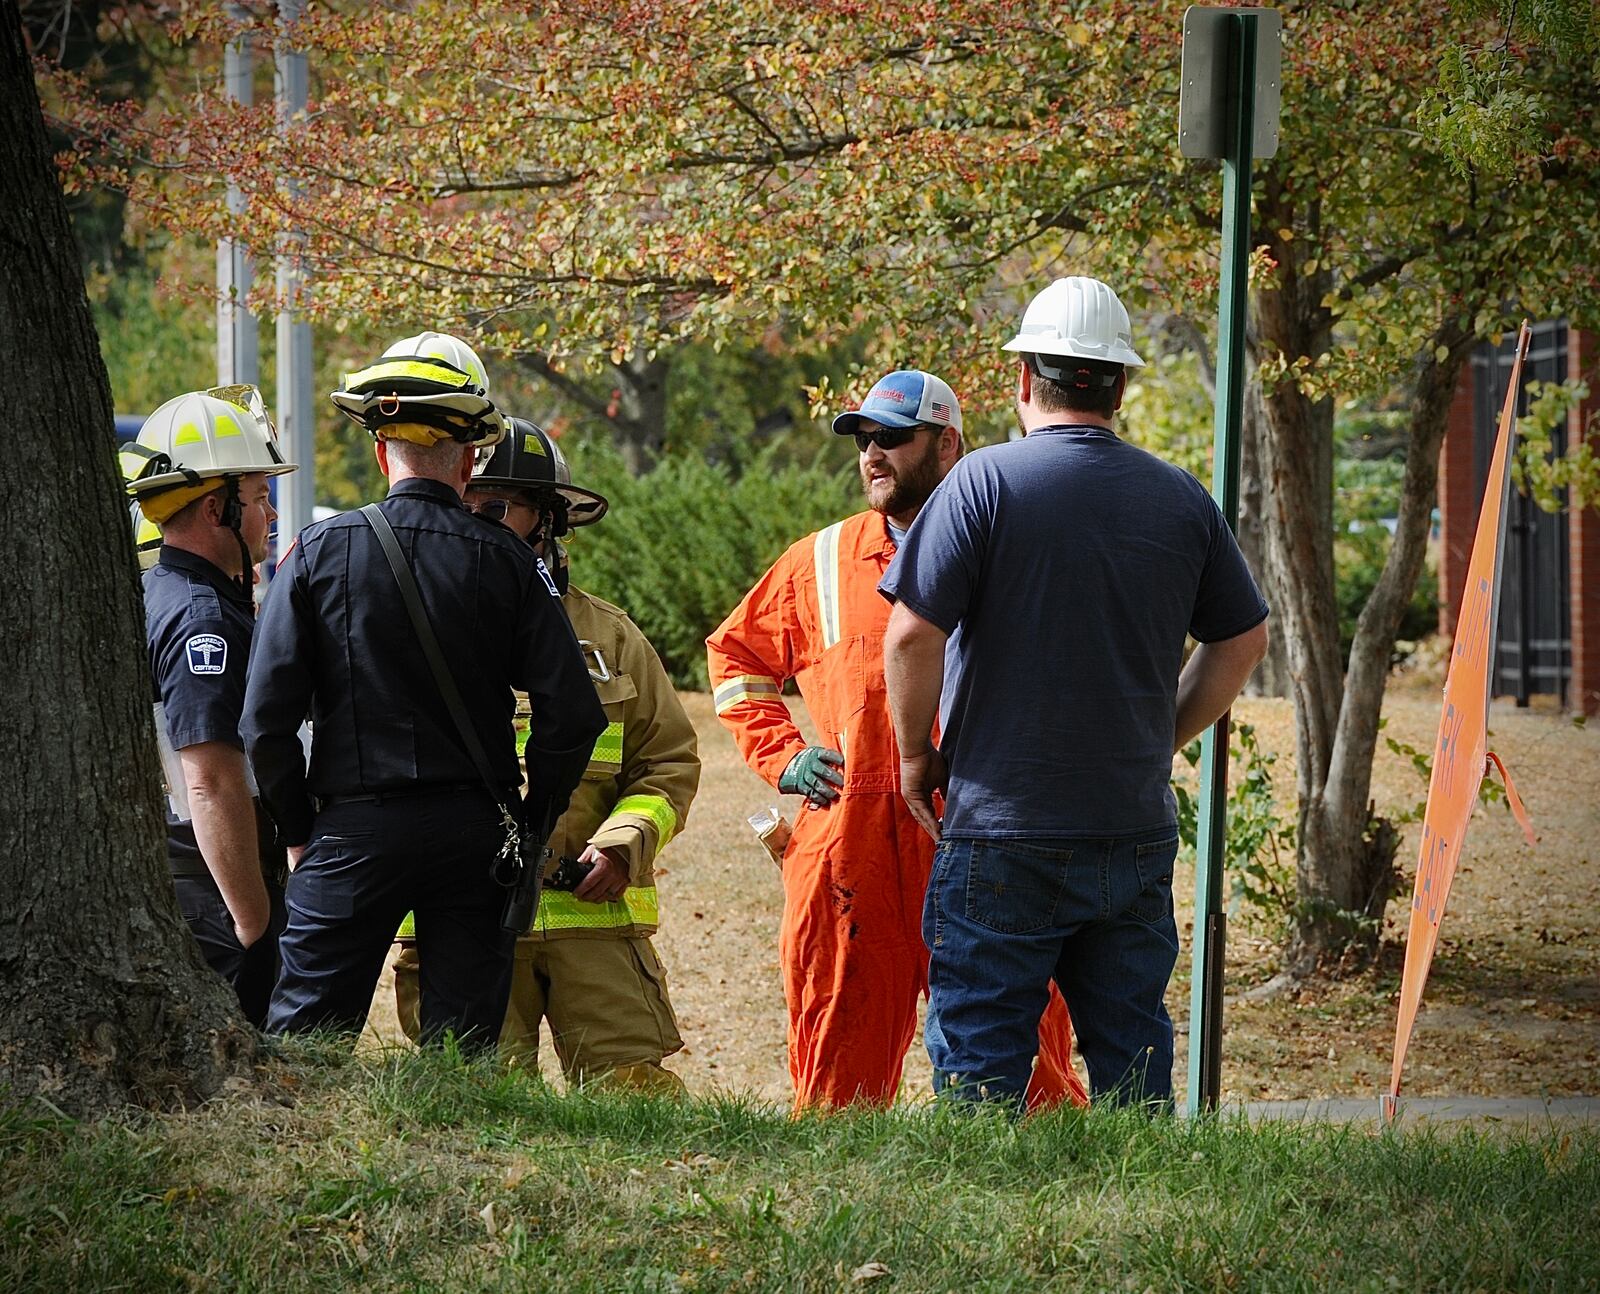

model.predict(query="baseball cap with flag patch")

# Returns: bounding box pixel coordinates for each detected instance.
[831,369,963,436]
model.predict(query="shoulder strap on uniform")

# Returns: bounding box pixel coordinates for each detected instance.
[360,502,550,935]
[358,503,506,810]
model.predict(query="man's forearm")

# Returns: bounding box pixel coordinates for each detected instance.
[884,601,948,756]
[1174,623,1270,750]
[184,754,269,943]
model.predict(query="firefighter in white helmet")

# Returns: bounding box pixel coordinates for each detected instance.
[127,386,298,1025]
[242,334,604,1048]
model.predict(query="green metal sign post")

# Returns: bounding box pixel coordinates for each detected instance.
[1178,5,1281,1115]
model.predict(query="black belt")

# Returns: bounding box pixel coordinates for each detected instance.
[317,781,497,809]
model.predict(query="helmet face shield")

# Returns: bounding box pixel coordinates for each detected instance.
[206,384,292,464]
[208,383,272,430]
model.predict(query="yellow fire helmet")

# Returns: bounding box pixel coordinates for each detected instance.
[124,387,297,524]
[330,331,507,448]
[129,500,163,569]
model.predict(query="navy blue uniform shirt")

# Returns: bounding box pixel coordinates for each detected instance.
[144,544,274,871]
[241,477,605,846]
[879,424,1269,839]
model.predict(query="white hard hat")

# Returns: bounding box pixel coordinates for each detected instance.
[129,499,162,569]
[125,387,297,523]
[1001,276,1146,368]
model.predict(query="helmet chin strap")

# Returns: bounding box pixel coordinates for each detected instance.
[530,510,570,596]
[222,476,252,599]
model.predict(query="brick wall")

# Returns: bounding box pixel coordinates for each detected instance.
[1567,328,1600,716]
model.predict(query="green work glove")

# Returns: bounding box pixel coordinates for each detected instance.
[779,746,846,806]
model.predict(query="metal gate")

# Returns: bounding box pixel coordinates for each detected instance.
[1471,320,1572,706]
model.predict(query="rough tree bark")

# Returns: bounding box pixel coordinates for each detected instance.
[1163,315,1287,697]
[1238,377,1291,697]
[0,0,257,1113]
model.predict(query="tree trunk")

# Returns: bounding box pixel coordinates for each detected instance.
[1251,177,1348,975]
[1254,156,1484,976]
[1239,376,1291,696]
[611,350,670,475]
[520,348,671,476]
[1285,326,1477,973]
[0,1,256,1113]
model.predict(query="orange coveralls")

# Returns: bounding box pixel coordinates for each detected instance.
[707,510,1087,1110]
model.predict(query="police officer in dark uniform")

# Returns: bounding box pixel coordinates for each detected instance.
[125,385,299,1027]
[241,332,605,1048]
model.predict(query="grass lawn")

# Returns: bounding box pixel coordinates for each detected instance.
[4,1044,1596,1292]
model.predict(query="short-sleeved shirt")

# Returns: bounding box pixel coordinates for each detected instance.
[879,424,1268,839]
[143,545,266,870]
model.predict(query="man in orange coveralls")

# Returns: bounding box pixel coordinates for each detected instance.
[707,369,1087,1111]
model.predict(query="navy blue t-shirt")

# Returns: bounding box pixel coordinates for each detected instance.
[879,425,1268,839]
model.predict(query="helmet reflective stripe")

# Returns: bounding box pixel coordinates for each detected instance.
[380,331,490,391]
[1002,276,1146,368]
[341,357,483,394]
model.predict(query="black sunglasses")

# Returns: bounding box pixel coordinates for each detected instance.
[853,427,922,452]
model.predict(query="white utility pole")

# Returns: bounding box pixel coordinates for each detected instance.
[216,5,258,387]
[273,0,316,553]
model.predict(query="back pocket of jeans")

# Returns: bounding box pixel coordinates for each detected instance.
[1128,835,1179,926]
[963,840,1072,935]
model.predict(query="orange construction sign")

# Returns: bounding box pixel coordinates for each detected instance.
[1385,321,1538,1116]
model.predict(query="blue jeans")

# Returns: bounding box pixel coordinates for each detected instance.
[923,828,1181,1111]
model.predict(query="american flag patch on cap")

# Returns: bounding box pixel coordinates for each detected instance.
[928,400,951,422]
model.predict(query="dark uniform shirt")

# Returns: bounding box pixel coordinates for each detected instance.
[880,424,1269,839]
[143,545,277,873]
[241,477,605,846]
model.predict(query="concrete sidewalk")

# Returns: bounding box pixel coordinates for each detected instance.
[1220,1096,1600,1129]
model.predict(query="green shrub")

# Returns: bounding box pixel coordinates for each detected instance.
[1174,721,1298,938]
[561,441,857,688]
[1333,456,1440,664]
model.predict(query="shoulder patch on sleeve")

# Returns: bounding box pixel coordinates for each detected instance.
[186,633,228,675]
[533,556,560,598]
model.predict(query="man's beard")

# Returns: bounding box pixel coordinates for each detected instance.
[862,436,943,517]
